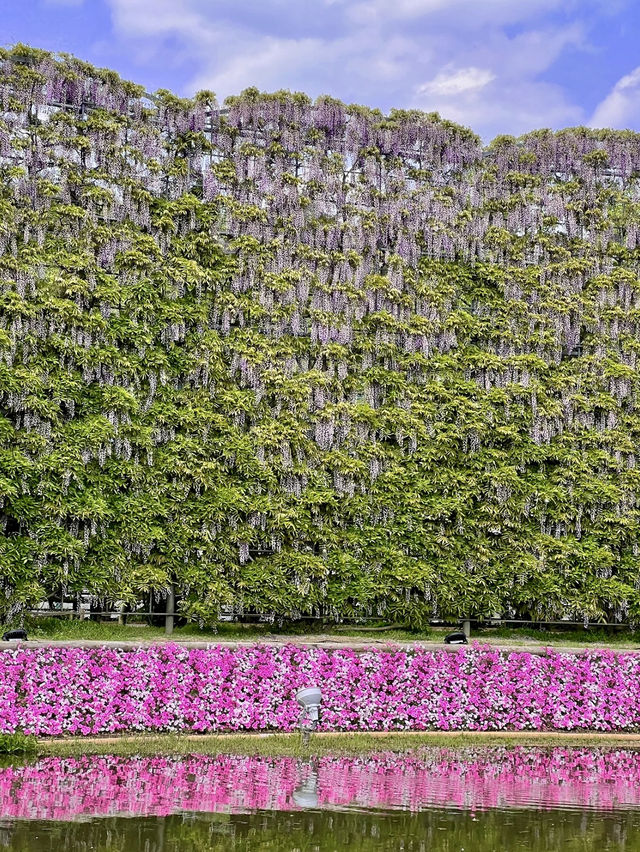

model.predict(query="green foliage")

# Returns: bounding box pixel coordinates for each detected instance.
[0,733,37,755]
[1,46,640,628]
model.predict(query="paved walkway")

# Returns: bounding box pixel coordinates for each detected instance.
[2,635,639,655]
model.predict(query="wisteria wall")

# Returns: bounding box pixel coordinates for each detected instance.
[1,643,640,735]
[2,45,640,623]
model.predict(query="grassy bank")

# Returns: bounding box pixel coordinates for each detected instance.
[32,731,640,758]
[17,617,640,649]
[22,616,426,643]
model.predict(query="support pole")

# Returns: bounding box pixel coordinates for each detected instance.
[462,619,471,639]
[165,584,175,636]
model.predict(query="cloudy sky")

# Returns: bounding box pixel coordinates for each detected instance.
[4,0,640,140]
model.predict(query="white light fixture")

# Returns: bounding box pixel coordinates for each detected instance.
[296,686,322,744]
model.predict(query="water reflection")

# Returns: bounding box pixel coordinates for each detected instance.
[292,760,319,809]
[2,747,640,821]
[2,806,640,851]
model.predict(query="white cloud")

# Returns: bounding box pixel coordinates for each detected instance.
[411,23,587,138]
[415,78,582,138]
[190,36,340,96]
[102,0,613,138]
[590,67,640,129]
[497,24,585,77]
[108,0,206,40]
[418,66,495,97]
[346,0,596,26]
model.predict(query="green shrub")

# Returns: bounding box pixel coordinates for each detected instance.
[0,733,38,755]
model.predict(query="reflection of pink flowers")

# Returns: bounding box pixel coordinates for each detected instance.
[2,748,640,821]
[2,644,640,736]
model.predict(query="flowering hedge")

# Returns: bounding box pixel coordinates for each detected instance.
[2,748,640,821]
[1,643,640,736]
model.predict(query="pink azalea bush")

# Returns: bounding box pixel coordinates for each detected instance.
[1,643,639,736]
[2,748,640,820]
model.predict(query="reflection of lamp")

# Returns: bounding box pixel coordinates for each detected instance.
[293,760,319,808]
[296,687,322,745]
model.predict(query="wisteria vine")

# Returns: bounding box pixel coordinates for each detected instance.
[2,45,640,624]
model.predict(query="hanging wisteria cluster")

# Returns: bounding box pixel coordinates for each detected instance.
[2,45,640,624]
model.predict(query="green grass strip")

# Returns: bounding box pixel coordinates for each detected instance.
[35,730,640,758]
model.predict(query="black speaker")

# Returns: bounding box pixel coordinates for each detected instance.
[2,629,28,642]
[444,631,467,645]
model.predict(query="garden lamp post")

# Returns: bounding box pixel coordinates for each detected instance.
[296,686,322,746]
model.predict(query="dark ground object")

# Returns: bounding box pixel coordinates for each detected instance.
[2,629,27,641]
[444,631,468,645]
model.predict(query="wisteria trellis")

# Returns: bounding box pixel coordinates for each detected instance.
[2,45,640,623]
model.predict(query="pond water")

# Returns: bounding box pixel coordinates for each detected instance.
[2,747,640,850]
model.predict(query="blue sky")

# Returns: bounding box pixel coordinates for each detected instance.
[4,0,640,140]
